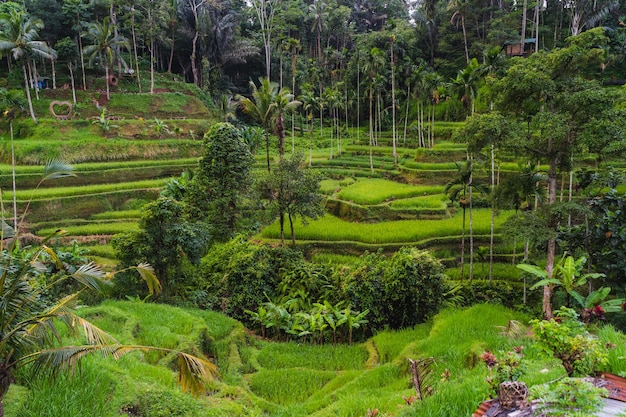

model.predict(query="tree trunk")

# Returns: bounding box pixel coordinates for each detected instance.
[489,144,495,283]
[390,37,397,167]
[22,63,37,124]
[131,10,142,93]
[105,64,110,100]
[460,205,466,280]
[462,16,469,63]
[543,157,558,319]
[77,12,87,90]
[369,83,374,172]
[69,62,77,104]
[469,167,474,281]
[51,59,56,89]
[279,210,285,244]
[10,120,17,232]
[289,212,296,246]
[265,132,271,172]
[191,30,200,86]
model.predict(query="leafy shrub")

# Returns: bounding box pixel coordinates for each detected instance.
[200,238,303,321]
[530,378,607,417]
[343,248,447,331]
[531,307,608,377]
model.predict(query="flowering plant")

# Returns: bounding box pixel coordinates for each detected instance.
[480,346,526,394]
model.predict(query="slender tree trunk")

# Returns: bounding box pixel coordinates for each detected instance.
[30,60,40,101]
[369,83,374,172]
[543,152,558,319]
[105,64,110,100]
[69,63,77,104]
[403,83,410,144]
[309,117,313,166]
[460,205,466,280]
[150,32,155,95]
[462,17,469,63]
[489,143,495,283]
[265,132,271,172]
[191,30,200,86]
[22,63,37,124]
[390,37,397,167]
[289,212,296,246]
[279,211,285,244]
[521,0,528,55]
[469,167,474,281]
[131,11,142,93]
[10,120,17,232]
[51,59,56,89]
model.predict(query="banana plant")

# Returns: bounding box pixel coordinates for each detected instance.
[518,255,604,308]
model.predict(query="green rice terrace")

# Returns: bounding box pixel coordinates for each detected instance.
[1,68,626,416]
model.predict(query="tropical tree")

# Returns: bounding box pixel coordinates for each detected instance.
[0,88,24,232]
[462,112,519,282]
[194,123,255,241]
[449,57,480,117]
[237,78,300,169]
[445,160,488,280]
[256,153,325,245]
[495,29,620,318]
[82,17,129,100]
[237,77,277,172]
[250,0,279,79]
[0,9,56,124]
[447,0,470,63]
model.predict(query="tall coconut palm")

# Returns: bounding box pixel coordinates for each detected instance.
[0,88,25,233]
[447,0,470,63]
[0,10,57,124]
[237,78,300,169]
[300,86,317,166]
[82,17,129,100]
[237,77,277,172]
[450,58,480,117]
[445,160,488,280]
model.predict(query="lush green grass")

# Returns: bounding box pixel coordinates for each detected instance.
[390,194,447,209]
[336,178,446,205]
[10,301,625,417]
[37,222,139,237]
[6,179,166,201]
[260,210,513,244]
[257,343,368,371]
[90,210,142,220]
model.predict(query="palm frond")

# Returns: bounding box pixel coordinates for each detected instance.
[43,159,75,181]
[71,262,112,293]
[22,344,217,396]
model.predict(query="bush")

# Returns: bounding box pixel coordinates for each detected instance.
[200,238,304,321]
[343,248,447,331]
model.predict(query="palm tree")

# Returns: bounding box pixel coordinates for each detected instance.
[450,58,480,117]
[237,77,277,172]
[0,163,215,416]
[0,10,56,124]
[445,161,488,280]
[0,235,215,416]
[300,87,317,166]
[287,38,301,151]
[0,88,25,232]
[447,0,470,63]
[237,78,300,169]
[82,17,129,100]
